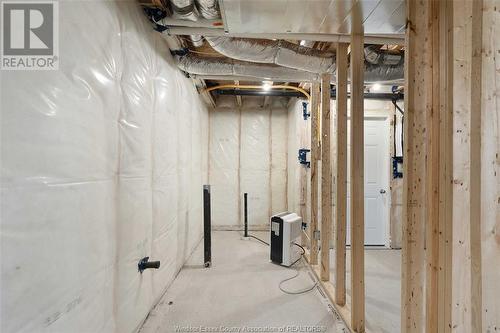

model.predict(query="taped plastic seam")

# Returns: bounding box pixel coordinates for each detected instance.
[0,1,208,333]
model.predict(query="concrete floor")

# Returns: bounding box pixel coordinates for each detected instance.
[140,231,401,333]
[140,231,345,333]
[343,248,401,333]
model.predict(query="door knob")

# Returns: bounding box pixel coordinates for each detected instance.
[379,189,386,194]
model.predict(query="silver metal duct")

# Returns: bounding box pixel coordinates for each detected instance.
[364,45,403,66]
[170,0,199,21]
[189,34,204,47]
[205,36,336,74]
[204,36,404,82]
[176,54,404,84]
[176,54,317,82]
[169,0,221,42]
[364,63,404,84]
[196,0,220,19]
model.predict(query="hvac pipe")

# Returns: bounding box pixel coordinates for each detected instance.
[188,74,306,83]
[217,89,303,98]
[158,17,224,28]
[216,89,404,100]
[164,27,405,46]
[204,84,311,99]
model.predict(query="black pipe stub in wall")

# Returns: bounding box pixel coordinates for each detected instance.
[138,257,161,273]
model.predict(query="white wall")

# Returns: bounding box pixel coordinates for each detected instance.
[209,97,288,228]
[0,1,208,332]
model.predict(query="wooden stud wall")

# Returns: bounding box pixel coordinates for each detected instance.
[403,0,499,332]
[303,2,500,332]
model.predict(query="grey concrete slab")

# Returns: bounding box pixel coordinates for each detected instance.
[140,231,346,333]
[342,248,401,333]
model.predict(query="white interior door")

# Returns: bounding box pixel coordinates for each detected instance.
[346,117,390,246]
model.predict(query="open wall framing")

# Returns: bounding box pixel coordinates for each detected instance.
[403,0,499,331]
[288,1,498,332]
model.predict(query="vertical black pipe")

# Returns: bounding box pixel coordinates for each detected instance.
[203,185,211,267]
[244,193,248,237]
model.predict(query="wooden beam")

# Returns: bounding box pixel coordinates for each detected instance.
[350,7,365,331]
[310,81,321,265]
[425,0,441,330]
[469,0,483,330]
[437,0,453,331]
[320,73,332,281]
[477,1,499,331]
[402,0,429,331]
[334,42,348,306]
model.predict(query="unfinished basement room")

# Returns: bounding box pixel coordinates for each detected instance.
[1,0,498,332]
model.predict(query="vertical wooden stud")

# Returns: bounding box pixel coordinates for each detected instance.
[437,0,454,331]
[335,42,348,306]
[469,0,483,330]
[402,1,428,331]
[310,81,321,265]
[425,0,441,330]
[320,73,332,281]
[350,7,365,332]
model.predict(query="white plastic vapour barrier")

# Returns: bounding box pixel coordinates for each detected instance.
[209,97,288,228]
[1,1,208,332]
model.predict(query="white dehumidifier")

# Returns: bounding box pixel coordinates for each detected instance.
[270,212,302,267]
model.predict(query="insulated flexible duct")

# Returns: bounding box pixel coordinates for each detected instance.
[169,0,220,20]
[170,0,199,21]
[363,45,404,82]
[364,45,403,66]
[205,36,336,74]
[176,54,405,84]
[176,54,317,82]
[196,0,220,19]
[364,63,404,84]
[204,36,404,82]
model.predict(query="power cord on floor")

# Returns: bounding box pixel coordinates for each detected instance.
[245,234,318,295]
[279,242,318,295]
[248,234,269,246]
